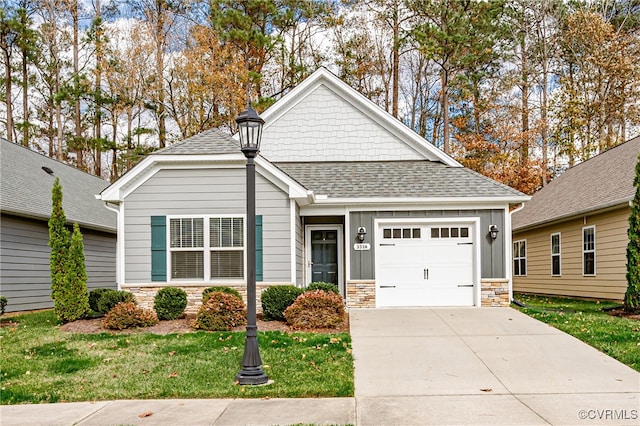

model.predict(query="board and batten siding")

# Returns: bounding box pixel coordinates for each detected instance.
[513,206,629,301]
[295,203,304,285]
[349,209,506,280]
[0,213,116,312]
[123,167,291,284]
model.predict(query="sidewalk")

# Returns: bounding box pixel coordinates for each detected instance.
[0,398,356,425]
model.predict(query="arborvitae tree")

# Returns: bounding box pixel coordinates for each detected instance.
[624,153,640,310]
[48,177,70,304]
[55,223,90,322]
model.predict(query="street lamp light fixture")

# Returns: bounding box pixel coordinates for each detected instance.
[236,105,268,385]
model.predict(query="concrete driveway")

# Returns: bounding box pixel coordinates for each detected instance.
[350,307,640,425]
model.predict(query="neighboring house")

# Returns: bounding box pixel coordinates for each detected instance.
[99,68,529,312]
[512,136,640,301]
[0,139,117,312]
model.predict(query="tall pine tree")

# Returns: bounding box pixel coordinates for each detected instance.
[624,153,640,310]
[48,177,70,304]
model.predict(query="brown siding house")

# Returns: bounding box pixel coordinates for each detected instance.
[512,136,639,302]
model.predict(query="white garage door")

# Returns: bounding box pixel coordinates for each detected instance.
[376,222,476,307]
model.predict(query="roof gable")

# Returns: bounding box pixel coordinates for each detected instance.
[0,139,116,232]
[260,68,460,166]
[513,136,640,230]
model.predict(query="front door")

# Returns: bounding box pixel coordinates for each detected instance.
[311,230,338,284]
[305,225,344,295]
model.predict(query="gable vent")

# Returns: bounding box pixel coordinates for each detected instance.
[42,166,54,175]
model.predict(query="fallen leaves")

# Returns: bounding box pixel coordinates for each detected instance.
[138,411,153,418]
[168,372,179,378]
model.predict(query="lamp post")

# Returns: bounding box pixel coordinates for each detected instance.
[236,106,268,385]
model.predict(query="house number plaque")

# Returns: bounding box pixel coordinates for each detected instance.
[354,243,371,251]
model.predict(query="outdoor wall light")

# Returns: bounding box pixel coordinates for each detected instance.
[489,224,499,240]
[357,227,367,242]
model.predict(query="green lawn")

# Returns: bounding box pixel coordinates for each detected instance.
[514,293,640,372]
[0,310,354,404]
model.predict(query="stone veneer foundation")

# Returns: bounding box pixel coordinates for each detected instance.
[346,278,511,308]
[121,283,293,315]
[481,278,511,307]
[346,280,376,308]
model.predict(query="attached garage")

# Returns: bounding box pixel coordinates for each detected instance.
[375,219,480,307]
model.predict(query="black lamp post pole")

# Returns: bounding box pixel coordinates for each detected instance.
[236,152,268,385]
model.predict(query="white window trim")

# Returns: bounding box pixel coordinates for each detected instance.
[551,233,561,277]
[582,225,596,277]
[166,214,247,283]
[513,239,527,277]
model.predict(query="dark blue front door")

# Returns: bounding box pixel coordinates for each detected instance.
[311,230,338,284]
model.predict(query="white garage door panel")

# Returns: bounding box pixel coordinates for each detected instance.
[376,223,476,307]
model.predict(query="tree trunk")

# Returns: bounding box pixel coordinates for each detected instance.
[3,47,13,143]
[156,0,166,148]
[73,0,83,168]
[94,0,102,177]
[441,67,450,154]
[391,0,399,118]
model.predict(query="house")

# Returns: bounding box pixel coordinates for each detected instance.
[512,136,640,301]
[99,68,529,312]
[0,139,117,312]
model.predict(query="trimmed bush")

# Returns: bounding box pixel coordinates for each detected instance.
[102,302,158,330]
[0,295,7,315]
[54,223,90,323]
[193,292,246,331]
[284,290,345,329]
[89,288,111,313]
[154,287,188,320]
[96,289,136,315]
[261,285,304,321]
[307,282,340,295]
[202,286,242,303]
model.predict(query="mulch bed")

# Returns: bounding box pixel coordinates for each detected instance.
[606,307,640,322]
[59,314,350,335]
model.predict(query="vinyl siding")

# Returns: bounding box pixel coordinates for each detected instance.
[123,168,291,283]
[349,209,505,280]
[0,213,116,312]
[295,204,303,285]
[513,207,629,301]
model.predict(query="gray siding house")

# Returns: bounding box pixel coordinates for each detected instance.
[0,139,117,312]
[100,68,529,311]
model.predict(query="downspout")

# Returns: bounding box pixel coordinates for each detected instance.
[508,203,526,304]
[102,200,122,290]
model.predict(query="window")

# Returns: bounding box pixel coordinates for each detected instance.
[430,227,469,239]
[169,216,244,280]
[170,218,204,279]
[383,227,421,239]
[583,226,596,276]
[551,233,561,276]
[513,240,526,276]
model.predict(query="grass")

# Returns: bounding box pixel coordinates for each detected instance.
[513,293,640,372]
[0,310,354,404]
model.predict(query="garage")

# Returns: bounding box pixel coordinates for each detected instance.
[375,220,478,307]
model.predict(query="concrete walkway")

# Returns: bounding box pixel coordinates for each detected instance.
[350,307,640,425]
[1,307,638,425]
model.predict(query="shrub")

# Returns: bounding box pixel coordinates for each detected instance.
[193,292,246,331]
[0,296,7,315]
[96,289,136,315]
[307,282,340,295]
[284,290,345,329]
[54,223,90,323]
[202,286,242,303]
[154,287,188,320]
[102,302,158,330]
[88,288,111,313]
[261,285,304,321]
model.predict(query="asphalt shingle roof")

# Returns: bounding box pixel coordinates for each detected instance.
[0,139,116,232]
[512,136,640,230]
[154,128,239,155]
[274,160,525,199]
